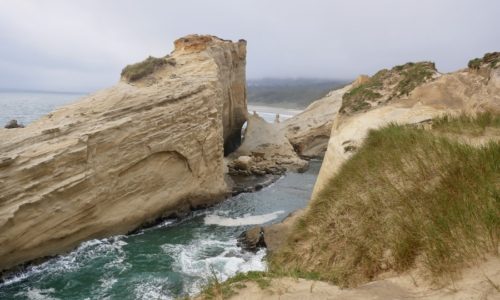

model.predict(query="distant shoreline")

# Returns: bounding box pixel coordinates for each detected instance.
[0,89,88,95]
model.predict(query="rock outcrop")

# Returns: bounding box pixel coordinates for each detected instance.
[279,85,351,158]
[0,35,247,271]
[4,119,24,129]
[228,113,308,176]
[313,53,500,197]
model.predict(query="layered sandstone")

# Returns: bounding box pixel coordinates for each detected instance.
[313,54,500,197]
[0,35,247,271]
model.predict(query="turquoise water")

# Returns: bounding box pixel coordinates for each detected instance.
[0,161,320,299]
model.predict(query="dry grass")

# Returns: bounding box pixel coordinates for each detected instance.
[121,56,169,82]
[269,113,500,287]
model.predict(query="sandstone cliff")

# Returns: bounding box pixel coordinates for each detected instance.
[0,35,247,271]
[313,53,500,197]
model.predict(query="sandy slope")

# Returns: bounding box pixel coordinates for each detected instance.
[229,256,500,300]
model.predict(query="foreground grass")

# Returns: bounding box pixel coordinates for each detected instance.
[269,113,500,287]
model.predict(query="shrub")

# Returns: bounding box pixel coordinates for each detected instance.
[121,56,167,82]
[468,58,482,70]
[468,52,500,70]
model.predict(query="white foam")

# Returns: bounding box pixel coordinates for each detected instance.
[161,237,267,295]
[22,288,59,300]
[204,210,285,226]
[133,277,172,300]
[0,236,128,288]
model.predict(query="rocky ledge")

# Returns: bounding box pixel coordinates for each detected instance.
[0,35,247,271]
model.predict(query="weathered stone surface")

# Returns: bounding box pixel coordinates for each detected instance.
[313,59,500,198]
[280,85,351,158]
[0,35,247,271]
[229,113,308,175]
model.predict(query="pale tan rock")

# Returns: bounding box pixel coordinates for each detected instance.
[221,256,500,300]
[0,35,247,271]
[352,74,370,88]
[280,85,351,158]
[234,155,253,170]
[231,113,308,173]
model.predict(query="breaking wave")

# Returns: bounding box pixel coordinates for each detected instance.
[204,210,285,226]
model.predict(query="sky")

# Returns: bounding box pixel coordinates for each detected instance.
[0,0,499,92]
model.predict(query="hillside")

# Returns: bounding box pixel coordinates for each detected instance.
[271,113,500,286]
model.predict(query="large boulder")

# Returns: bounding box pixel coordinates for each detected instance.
[0,35,247,271]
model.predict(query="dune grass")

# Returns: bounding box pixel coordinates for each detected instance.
[269,113,500,287]
[121,56,167,82]
[432,111,500,136]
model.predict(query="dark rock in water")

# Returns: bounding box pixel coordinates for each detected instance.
[4,119,24,129]
[238,209,306,253]
[237,226,266,252]
[229,173,281,196]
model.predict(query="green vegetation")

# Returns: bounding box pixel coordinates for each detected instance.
[433,111,500,136]
[468,58,482,70]
[340,62,436,114]
[269,113,500,287]
[468,52,500,70]
[394,62,435,96]
[121,56,168,82]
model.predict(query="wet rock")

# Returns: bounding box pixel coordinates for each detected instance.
[237,226,266,251]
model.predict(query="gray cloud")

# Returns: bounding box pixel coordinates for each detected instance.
[0,0,499,92]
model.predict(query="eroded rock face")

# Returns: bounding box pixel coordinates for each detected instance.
[280,85,351,158]
[313,58,500,198]
[0,35,247,271]
[228,113,308,176]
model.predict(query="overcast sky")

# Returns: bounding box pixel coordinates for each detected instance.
[0,0,499,92]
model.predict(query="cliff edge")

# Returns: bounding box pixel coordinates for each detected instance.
[0,35,247,271]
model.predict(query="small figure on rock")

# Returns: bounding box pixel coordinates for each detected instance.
[274,113,280,124]
[4,119,24,129]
